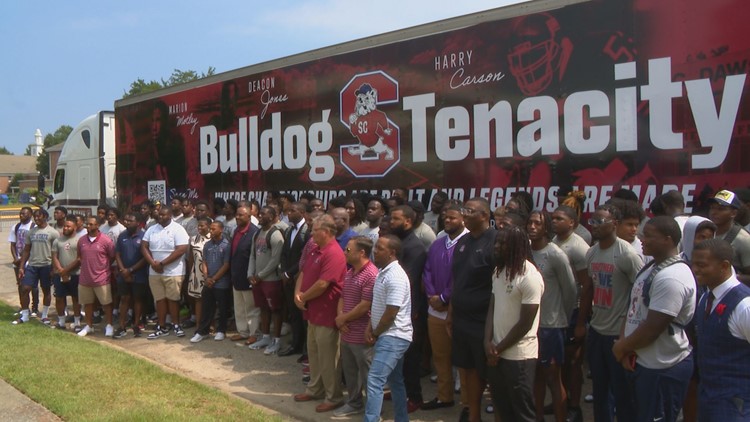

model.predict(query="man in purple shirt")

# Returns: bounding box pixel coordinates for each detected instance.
[422,204,468,410]
[77,216,116,337]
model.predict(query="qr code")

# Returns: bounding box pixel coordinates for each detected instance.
[147,180,167,205]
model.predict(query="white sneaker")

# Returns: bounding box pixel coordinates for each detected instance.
[105,324,114,337]
[77,325,93,337]
[249,335,272,350]
[214,332,225,341]
[190,333,206,343]
[264,339,281,355]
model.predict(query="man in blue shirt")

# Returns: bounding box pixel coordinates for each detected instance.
[191,221,232,342]
[114,213,148,338]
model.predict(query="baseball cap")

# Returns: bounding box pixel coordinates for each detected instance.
[708,190,742,209]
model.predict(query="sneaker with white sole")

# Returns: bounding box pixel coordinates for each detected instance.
[113,328,128,339]
[105,324,114,337]
[333,404,363,417]
[147,326,170,340]
[214,332,225,341]
[190,333,207,343]
[264,339,281,355]
[249,335,272,350]
[173,325,185,337]
[77,325,94,337]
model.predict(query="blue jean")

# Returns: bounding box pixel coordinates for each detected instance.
[698,392,750,422]
[364,335,411,422]
[626,354,693,422]
[587,328,635,422]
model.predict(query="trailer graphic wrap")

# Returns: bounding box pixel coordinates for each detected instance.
[339,71,401,178]
[115,0,750,214]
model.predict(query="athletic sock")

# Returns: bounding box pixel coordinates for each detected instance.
[20,310,29,322]
[41,306,50,319]
[58,316,65,326]
[74,316,81,325]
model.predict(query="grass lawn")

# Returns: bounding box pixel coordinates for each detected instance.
[0,302,279,421]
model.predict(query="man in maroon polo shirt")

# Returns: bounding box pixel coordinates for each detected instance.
[293,214,347,413]
[77,216,116,337]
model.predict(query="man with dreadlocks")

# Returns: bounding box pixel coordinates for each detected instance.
[557,187,593,245]
[484,225,544,422]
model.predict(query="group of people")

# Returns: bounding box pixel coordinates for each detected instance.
[7,186,750,422]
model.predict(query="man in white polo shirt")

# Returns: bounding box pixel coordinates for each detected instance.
[141,207,189,339]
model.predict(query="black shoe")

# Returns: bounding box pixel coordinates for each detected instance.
[302,375,310,383]
[278,345,301,357]
[182,319,196,329]
[296,354,308,364]
[133,326,142,337]
[544,403,555,414]
[567,407,583,422]
[458,407,469,422]
[113,328,128,339]
[421,398,455,410]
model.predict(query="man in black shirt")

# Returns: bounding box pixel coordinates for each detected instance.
[449,197,498,422]
[389,205,428,413]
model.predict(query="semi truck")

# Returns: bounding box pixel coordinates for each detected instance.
[51,0,750,216]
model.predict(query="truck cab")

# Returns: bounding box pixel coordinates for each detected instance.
[50,111,116,216]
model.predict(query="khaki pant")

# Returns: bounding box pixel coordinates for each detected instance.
[233,288,260,338]
[305,323,343,404]
[428,314,455,403]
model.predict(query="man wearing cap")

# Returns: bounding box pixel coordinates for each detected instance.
[708,189,750,284]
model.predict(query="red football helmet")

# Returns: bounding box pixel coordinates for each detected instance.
[507,13,573,96]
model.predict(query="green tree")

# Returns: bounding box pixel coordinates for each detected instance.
[123,67,216,98]
[0,146,12,155]
[9,173,23,188]
[37,125,73,177]
[24,145,33,155]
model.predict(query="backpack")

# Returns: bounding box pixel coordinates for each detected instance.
[252,226,280,253]
[633,255,689,334]
[723,223,747,245]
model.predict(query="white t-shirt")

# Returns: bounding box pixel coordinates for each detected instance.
[491,260,544,360]
[143,221,190,276]
[624,261,696,369]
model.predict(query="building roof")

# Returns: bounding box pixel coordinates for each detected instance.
[0,155,37,176]
[45,142,65,153]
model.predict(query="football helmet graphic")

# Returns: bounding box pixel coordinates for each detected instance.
[507,13,573,96]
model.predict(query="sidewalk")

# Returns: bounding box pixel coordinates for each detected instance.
[0,378,61,421]
[0,235,595,421]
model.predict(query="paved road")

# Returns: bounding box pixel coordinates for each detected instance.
[0,233,595,421]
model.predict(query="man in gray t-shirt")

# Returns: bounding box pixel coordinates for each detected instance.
[51,217,82,330]
[16,209,59,324]
[583,205,642,422]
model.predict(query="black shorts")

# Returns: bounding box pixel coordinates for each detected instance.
[451,322,486,374]
[53,275,79,298]
[538,327,565,367]
[116,280,148,300]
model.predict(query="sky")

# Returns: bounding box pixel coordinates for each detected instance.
[0,0,525,155]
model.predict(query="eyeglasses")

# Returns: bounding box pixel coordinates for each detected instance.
[461,207,477,215]
[588,218,613,226]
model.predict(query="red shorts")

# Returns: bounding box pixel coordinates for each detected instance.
[252,280,283,311]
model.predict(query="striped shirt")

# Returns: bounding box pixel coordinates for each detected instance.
[341,261,378,344]
[371,260,412,342]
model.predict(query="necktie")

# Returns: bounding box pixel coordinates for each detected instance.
[705,291,715,319]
